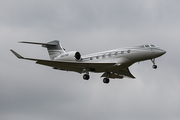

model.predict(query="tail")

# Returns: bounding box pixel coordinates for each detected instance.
[19,40,65,60]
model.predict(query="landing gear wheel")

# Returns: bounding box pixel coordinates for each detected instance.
[83,74,90,80]
[103,78,110,84]
[152,65,157,69]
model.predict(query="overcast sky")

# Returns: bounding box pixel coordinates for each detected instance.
[1,0,180,120]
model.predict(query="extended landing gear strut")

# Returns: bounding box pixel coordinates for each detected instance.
[82,69,110,84]
[83,69,90,80]
[102,72,110,84]
[151,59,157,69]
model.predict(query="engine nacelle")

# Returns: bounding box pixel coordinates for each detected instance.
[55,51,81,61]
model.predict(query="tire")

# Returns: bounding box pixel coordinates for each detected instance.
[103,78,110,84]
[83,74,90,80]
[152,65,157,69]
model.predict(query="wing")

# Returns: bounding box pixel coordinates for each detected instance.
[101,67,135,79]
[11,50,135,79]
[35,60,116,73]
[37,60,135,78]
[10,50,115,73]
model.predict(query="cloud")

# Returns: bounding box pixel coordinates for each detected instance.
[1,0,180,120]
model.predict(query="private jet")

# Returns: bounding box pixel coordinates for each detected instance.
[11,40,166,84]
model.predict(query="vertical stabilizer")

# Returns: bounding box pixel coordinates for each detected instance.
[42,40,65,60]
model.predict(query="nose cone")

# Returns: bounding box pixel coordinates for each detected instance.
[155,49,166,57]
[162,50,166,55]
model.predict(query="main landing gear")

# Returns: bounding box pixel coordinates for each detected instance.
[103,78,110,84]
[83,69,90,80]
[83,74,90,80]
[151,59,157,69]
[83,74,110,84]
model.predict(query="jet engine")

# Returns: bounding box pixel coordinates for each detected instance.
[55,51,81,61]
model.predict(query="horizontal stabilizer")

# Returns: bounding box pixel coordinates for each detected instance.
[18,40,65,60]
[19,41,57,46]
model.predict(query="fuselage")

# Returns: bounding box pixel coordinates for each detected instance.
[54,44,166,73]
[11,41,166,83]
[80,44,166,65]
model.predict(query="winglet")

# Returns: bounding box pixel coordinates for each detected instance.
[10,49,24,59]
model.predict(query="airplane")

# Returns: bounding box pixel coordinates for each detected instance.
[10,40,166,84]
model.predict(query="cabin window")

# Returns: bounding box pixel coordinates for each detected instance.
[115,52,118,55]
[96,56,99,59]
[127,49,130,53]
[121,51,124,54]
[102,54,105,58]
[108,53,111,57]
[90,57,93,60]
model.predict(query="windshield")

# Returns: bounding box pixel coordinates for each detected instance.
[144,44,157,48]
[144,45,150,48]
[150,45,156,47]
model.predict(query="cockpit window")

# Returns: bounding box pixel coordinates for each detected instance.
[139,44,157,48]
[150,45,156,47]
[145,45,150,48]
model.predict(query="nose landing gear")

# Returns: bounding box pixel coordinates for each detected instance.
[152,64,157,69]
[151,59,157,69]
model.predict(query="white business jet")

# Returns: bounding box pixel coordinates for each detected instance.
[11,40,166,84]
